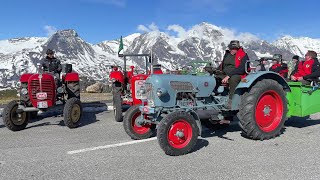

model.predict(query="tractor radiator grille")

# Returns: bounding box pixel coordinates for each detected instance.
[170,81,194,91]
[145,83,155,100]
[30,79,54,100]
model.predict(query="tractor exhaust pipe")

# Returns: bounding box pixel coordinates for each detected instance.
[195,109,220,120]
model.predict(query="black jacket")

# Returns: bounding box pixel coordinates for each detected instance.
[221,49,249,77]
[41,57,62,74]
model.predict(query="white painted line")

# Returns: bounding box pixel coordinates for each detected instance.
[67,137,157,155]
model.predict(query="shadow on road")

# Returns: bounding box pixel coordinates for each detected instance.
[190,139,209,154]
[201,122,242,141]
[25,101,108,129]
[285,116,320,128]
[0,124,5,129]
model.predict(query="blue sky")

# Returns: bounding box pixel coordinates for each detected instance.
[0,0,319,43]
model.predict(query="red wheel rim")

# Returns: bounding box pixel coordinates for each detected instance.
[255,90,283,132]
[131,111,151,135]
[167,119,193,149]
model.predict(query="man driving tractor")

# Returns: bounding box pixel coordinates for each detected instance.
[42,49,62,78]
[217,40,249,108]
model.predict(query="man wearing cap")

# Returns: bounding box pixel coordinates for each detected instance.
[291,50,320,84]
[288,55,300,77]
[270,54,288,78]
[255,57,267,71]
[41,49,62,77]
[218,40,249,107]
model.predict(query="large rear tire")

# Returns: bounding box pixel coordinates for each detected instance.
[63,97,82,128]
[123,105,153,140]
[157,111,199,156]
[3,101,29,131]
[238,79,287,140]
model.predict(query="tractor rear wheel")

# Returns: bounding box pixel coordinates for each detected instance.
[67,82,80,99]
[157,111,199,156]
[238,79,287,140]
[123,105,154,140]
[112,90,123,122]
[63,97,82,128]
[3,100,29,131]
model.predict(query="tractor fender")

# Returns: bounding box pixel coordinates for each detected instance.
[231,71,290,110]
[109,71,124,84]
[188,110,202,136]
[20,73,33,83]
[65,72,80,82]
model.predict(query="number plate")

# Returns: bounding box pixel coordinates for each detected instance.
[37,101,48,108]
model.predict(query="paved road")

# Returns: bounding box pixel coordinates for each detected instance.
[1,108,320,180]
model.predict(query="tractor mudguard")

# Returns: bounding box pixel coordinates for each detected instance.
[109,71,125,84]
[65,72,80,82]
[20,73,33,83]
[231,71,290,110]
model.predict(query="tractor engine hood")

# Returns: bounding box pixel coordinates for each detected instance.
[145,74,216,107]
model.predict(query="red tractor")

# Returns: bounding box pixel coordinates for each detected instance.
[2,64,82,131]
[109,53,163,122]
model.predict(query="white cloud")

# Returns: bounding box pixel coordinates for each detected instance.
[44,25,57,37]
[167,24,187,39]
[137,25,150,32]
[137,23,159,33]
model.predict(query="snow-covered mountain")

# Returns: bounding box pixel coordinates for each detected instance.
[0,22,319,88]
[273,35,320,57]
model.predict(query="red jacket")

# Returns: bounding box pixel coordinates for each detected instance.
[294,59,320,80]
[220,48,249,78]
[270,63,288,78]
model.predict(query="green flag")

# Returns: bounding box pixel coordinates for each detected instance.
[118,36,124,55]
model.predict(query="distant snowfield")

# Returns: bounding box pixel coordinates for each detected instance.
[0,37,47,54]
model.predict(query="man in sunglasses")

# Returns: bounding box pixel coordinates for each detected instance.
[217,40,249,108]
[290,50,320,84]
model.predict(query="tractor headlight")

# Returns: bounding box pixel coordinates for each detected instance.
[16,82,21,88]
[139,89,146,94]
[156,88,168,97]
[57,87,64,94]
[21,88,28,95]
[148,99,155,107]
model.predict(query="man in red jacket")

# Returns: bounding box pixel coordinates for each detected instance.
[290,50,320,84]
[270,54,288,78]
[218,40,249,107]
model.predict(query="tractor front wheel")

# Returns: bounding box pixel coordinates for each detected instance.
[63,97,82,128]
[157,111,199,156]
[238,79,287,140]
[3,101,29,131]
[112,90,123,122]
[123,105,154,140]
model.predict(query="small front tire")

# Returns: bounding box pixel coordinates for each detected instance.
[157,111,199,156]
[3,101,29,131]
[123,105,154,140]
[63,97,82,128]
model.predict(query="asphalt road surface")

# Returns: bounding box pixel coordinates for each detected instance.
[1,106,320,180]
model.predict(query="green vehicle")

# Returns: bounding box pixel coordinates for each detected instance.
[286,81,320,118]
